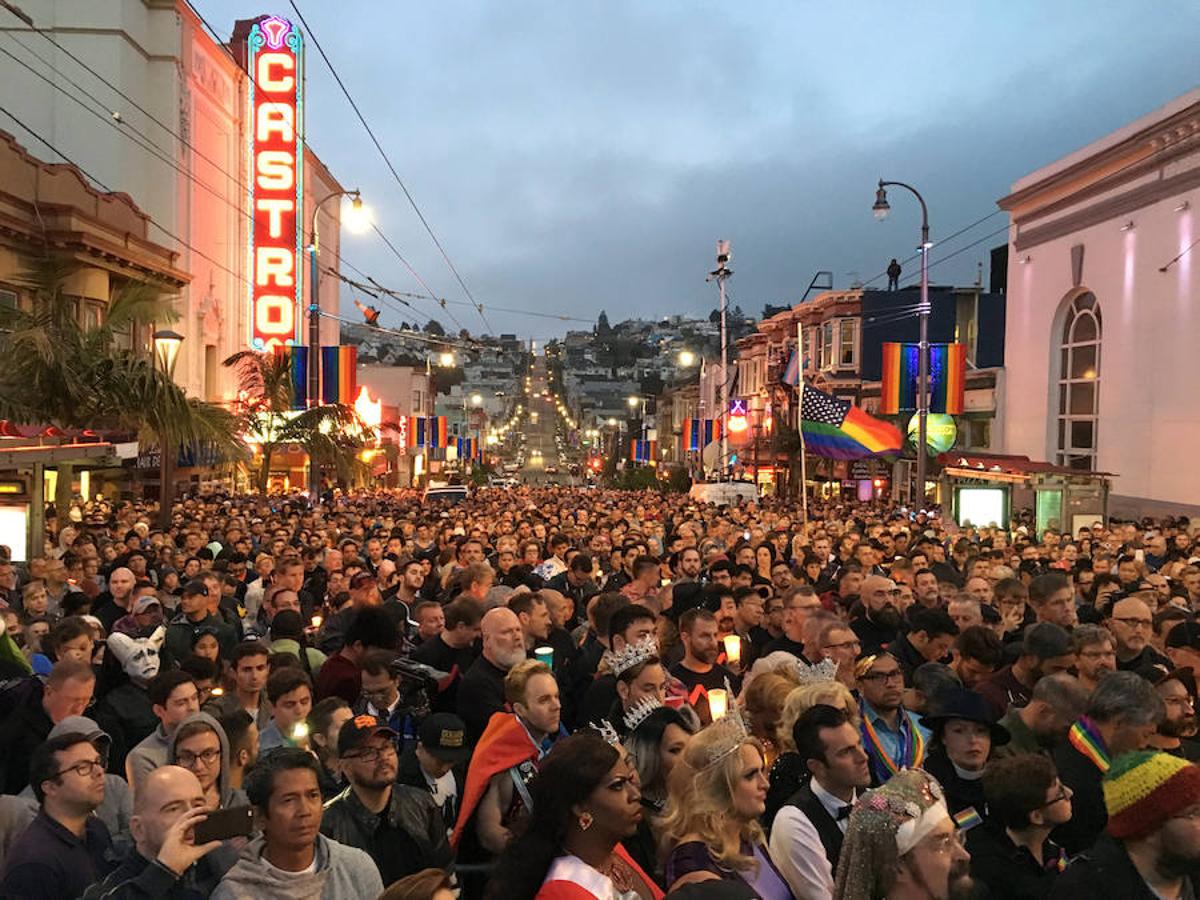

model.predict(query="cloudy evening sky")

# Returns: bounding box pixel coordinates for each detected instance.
[201,0,1199,338]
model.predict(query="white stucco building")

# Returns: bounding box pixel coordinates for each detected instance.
[999,88,1200,517]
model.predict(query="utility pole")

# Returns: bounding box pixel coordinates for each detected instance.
[708,240,732,481]
[796,320,808,522]
[874,181,931,508]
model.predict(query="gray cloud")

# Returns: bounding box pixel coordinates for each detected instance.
[204,0,1199,335]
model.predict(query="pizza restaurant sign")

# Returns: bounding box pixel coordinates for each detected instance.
[245,16,304,350]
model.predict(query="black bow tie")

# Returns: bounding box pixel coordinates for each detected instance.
[835,805,852,821]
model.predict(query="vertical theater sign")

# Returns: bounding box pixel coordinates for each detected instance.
[245,16,304,350]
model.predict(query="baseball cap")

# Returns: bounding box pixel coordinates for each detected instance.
[349,572,377,590]
[132,595,162,614]
[181,579,209,597]
[337,713,397,756]
[1166,621,1200,650]
[418,713,470,764]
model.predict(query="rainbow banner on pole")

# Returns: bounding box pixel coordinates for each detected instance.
[320,345,357,405]
[629,439,657,463]
[682,418,722,452]
[273,345,309,410]
[407,416,448,450]
[880,342,966,415]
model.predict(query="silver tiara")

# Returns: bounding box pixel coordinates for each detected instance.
[796,657,841,686]
[603,635,660,678]
[622,696,664,733]
[592,719,621,748]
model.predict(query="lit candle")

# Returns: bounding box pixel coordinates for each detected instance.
[723,634,741,666]
[310,615,323,628]
[535,646,554,667]
[708,688,728,721]
[209,687,224,697]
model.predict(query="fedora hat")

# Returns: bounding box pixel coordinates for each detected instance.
[920,688,1010,745]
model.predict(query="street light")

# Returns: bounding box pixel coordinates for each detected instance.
[308,187,366,502]
[873,178,931,506]
[439,351,456,368]
[678,349,696,367]
[470,393,484,407]
[627,395,640,409]
[152,329,184,529]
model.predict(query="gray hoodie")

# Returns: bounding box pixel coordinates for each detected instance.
[167,711,247,810]
[211,834,383,900]
[125,724,172,795]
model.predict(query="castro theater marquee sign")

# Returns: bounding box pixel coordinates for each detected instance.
[245,15,304,350]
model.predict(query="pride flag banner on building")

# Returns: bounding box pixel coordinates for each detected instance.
[801,384,903,460]
[407,416,448,450]
[456,436,478,461]
[273,345,308,410]
[682,418,722,452]
[629,439,657,463]
[879,342,966,415]
[320,346,358,405]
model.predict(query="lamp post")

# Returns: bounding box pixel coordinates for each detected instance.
[152,329,183,530]
[308,188,367,502]
[873,179,931,507]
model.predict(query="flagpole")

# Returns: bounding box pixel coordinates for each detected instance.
[796,320,808,523]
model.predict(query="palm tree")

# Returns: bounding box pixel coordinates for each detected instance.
[0,257,243,515]
[223,350,370,493]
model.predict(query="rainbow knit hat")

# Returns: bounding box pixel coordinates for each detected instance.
[1103,751,1200,839]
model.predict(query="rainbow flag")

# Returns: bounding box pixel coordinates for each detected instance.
[320,345,357,405]
[879,342,965,415]
[801,384,903,460]
[930,343,966,415]
[456,436,478,460]
[407,416,448,450]
[630,439,657,463]
[682,418,722,452]
[274,345,308,409]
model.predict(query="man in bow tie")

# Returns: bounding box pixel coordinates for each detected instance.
[770,704,872,900]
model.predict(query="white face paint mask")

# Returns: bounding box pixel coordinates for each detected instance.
[107,626,166,684]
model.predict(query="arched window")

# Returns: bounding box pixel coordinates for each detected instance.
[1056,292,1101,470]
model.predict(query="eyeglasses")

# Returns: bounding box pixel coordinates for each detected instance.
[1172,806,1200,821]
[1112,617,1153,629]
[49,757,105,780]
[1163,695,1196,708]
[1037,785,1073,807]
[860,669,904,683]
[344,744,398,763]
[823,639,862,652]
[176,748,221,767]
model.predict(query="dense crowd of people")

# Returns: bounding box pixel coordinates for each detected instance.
[0,485,1199,898]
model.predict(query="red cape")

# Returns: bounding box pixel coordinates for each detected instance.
[451,711,540,848]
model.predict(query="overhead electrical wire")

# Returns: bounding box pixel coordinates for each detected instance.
[1,1,574,336]
[286,0,495,335]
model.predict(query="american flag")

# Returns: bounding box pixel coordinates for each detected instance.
[801,384,851,426]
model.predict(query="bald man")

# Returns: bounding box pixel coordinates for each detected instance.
[95,566,137,633]
[457,608,529,742]
[85,766,226,897]
[851,575,905,656]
